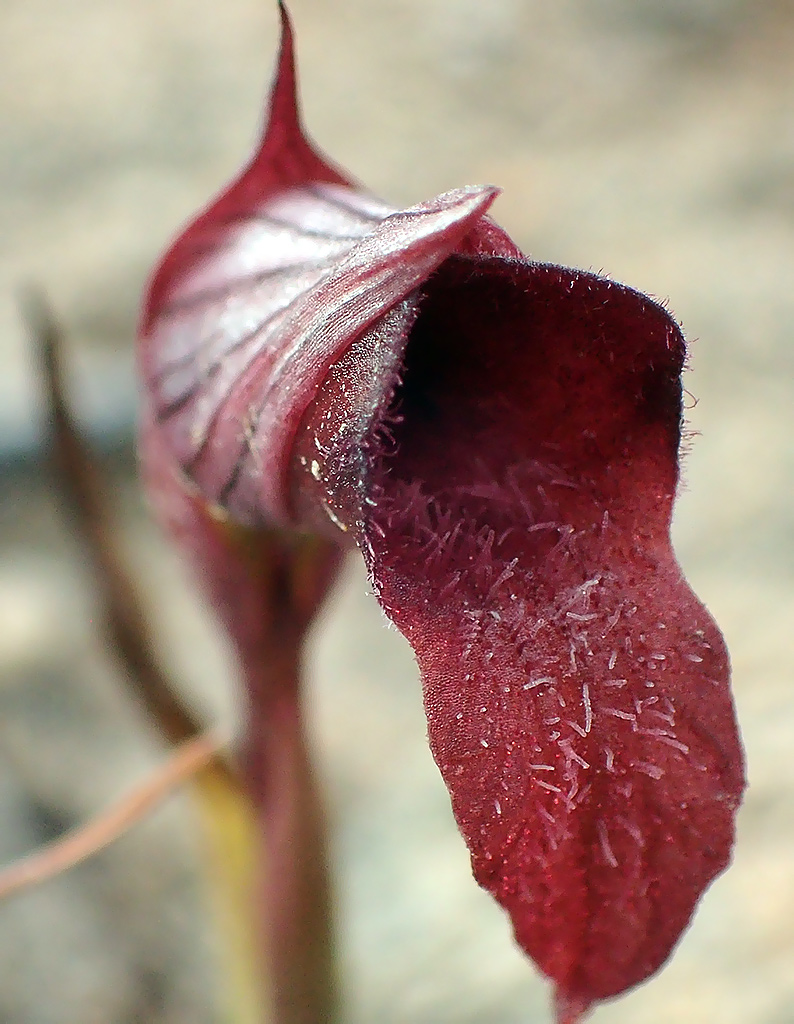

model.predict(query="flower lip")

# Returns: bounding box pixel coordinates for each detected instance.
[353,255,744,1014]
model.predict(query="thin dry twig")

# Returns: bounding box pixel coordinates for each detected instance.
[0,731,225,902]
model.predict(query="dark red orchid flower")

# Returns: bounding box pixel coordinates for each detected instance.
[138,4,745,1021]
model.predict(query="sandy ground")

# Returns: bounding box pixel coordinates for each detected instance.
[1,1,793,1021]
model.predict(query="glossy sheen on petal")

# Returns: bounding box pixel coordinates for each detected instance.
[359,257,745,1018]
[138,4,517,528]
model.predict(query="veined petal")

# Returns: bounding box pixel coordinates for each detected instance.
[139,4,514,527]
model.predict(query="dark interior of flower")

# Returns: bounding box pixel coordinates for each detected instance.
[363,254,743,1014]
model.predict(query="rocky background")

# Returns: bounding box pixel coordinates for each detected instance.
[1,1,792,1021]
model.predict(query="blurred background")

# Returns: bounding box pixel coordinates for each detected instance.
[1,0,793,1021]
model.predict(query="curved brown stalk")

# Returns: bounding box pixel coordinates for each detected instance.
[25,289,341,1024]
[20,292,266,1023]
[23,289,211,751]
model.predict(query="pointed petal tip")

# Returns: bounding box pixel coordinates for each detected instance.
[267,0,299,134]
[276,0,292,39]
[250,0,353,190]
[440,183,501,213]
[554,987,593,1024]
[394,184,501,244]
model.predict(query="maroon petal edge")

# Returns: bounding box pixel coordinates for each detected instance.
[138,6,746,1021]
[353,257,745,1018]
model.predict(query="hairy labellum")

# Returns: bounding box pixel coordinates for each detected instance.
[138,4,745,1020]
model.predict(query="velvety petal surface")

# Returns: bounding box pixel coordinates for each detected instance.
[354,256,745,1017]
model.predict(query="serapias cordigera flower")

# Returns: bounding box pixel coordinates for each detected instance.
[137,4,745,1020]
